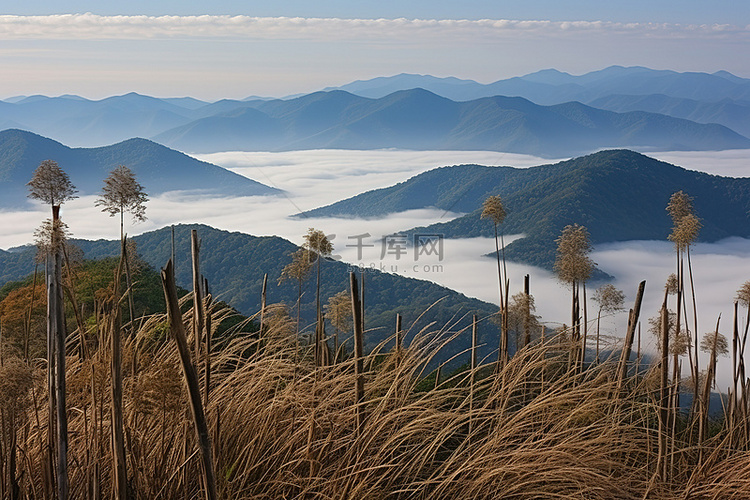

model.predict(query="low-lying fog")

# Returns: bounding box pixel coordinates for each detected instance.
[2,148,749,389]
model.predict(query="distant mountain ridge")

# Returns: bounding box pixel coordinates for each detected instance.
[328,66,750,104]
[588,94,750,138]
[2,66,750,156]
[0,129,278,208]
[152,89,750,157]
[305,150,750,272]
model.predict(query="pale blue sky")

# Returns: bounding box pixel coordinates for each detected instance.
[1,2,748,99]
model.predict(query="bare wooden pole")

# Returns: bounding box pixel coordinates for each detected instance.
[24,263,39,362]
[581,283,588,368]
[360,270,366,335]
[617,280,646,392]
[350,272,365,435]
[658,287,670,481]
[492,222,506,371]
[45,253,57,499]
[110,241,127,500]
[171,225,176,273]
[395,314,403,367]
[122,236,136,336]
[161,260,217,500]
[523,274,531,348]
[191,230,204,362]
[43,204,69,500]
[54,247,68,500]
[204,282,212,409]
[260,273,268,337]
[469,314,478,436]
[61,244,88,359]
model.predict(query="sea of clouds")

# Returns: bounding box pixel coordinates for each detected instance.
[2,147,749,388]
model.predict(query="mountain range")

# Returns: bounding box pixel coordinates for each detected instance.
[0,224,500,361]
[326,66,750,105]
[2,66,750,157]
[151,89,750,157]
[305,150,750,272]
[0,129,278,208]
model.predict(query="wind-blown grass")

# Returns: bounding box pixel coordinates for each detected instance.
[1,294,747,499]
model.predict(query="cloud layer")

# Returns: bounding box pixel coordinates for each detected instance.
[0,14,746,41]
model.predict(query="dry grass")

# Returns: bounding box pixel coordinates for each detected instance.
[0,296,746,499]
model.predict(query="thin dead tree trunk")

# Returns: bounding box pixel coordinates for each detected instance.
[582,283,588,369]
[204,278,212,409]
[617,281,646,393]
[191,230,204,363]
[54,247,67,500]
[492,223,506,371]
[350,273,365,436]
[110,242,127,500]
[699,315,722,465]
[659,288,670,481]
[523,275,531,348]
[161,260,217,500]
[360,270,365,337]
[260,273,268,338]
[469,314,478,436]
[120,212,136,336]
[61,244,88,360]
[687,246,701,418]
[395,314,403,368]
[595,307,602,365]
[24,264,39,362]
[46,252,56,499]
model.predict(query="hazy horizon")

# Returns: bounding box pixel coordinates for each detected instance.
[1,7,748,100]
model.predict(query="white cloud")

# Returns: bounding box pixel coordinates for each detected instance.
[0,14,746,42]
[649,150,750,178]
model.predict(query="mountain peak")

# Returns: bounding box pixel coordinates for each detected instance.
[518,68,575,85]
[0,130,279,208]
